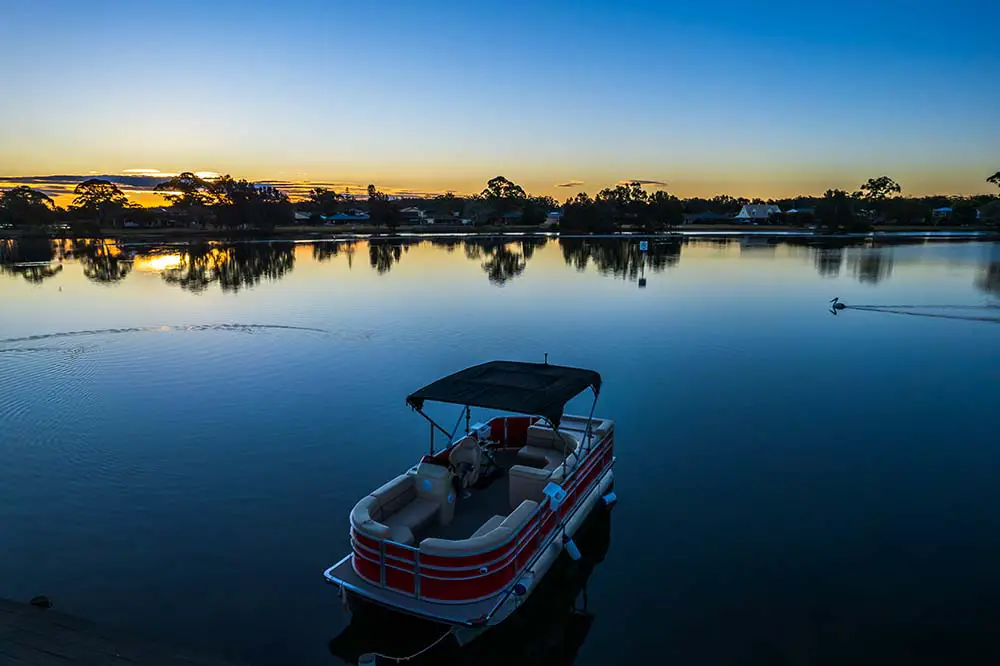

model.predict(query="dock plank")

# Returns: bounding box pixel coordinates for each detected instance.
[0,599,249,666]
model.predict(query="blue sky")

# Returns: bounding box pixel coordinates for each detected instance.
[1,0,998,200]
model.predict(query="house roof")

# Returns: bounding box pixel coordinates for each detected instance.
[735,204,781,218]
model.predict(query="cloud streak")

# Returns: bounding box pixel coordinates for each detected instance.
[618,179,667,186]
[1,174,457,204]
[555,180,584,188]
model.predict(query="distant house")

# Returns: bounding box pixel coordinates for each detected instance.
[734,204,781,222]
[398,207,433,224]
[932,207,953,220]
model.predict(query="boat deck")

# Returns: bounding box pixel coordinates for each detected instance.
[418,450,523,542]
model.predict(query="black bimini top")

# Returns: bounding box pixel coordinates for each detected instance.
[406,361,602,427]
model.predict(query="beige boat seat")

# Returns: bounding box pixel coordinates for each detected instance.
[420,500,539,555]
[518,425,578,469]
[471,514,505,538]
[350,475,440,546]
[448,436,482,489]
[508,452,583,510]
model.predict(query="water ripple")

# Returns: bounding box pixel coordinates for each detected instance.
[0,323,338,346]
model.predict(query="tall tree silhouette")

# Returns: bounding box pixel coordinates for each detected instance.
[0,186,56,230]
[858,176,902,220]
[71,179,131,226]
[366,185,401,231]
[154,172,213,207]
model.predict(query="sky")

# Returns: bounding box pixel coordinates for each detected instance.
[1,0,998,204]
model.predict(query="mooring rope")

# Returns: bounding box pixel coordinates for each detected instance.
[361,626,454,663]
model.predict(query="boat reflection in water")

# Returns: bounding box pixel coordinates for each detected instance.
[328,505,612,666]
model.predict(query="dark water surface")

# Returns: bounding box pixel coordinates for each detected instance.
[2,236,999,665]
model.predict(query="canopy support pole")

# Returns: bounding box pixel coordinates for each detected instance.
[571,390,599,465]
[465,406,471,434]
[415,407,453,455]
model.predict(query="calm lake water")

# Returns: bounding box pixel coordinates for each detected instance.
[2,235,1000,665]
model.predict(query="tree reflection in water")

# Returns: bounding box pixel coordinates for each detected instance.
[368,238,419,275]
[814,247,845,278]
[851,248,894,284]
[313,240,357,268]
[72,239,133,284]
[0,238,63,284]
[160,242,295,293]
[428,238,462,253]
[977,262,1000,296]
[560,237,679,282]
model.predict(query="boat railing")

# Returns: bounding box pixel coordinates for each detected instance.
[351,426,614,603]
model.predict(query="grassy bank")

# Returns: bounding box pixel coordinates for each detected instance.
[2,223,997,242]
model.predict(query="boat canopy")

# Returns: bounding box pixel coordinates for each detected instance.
[406,361,601,428]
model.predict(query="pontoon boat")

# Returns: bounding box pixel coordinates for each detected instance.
[322,360,616,644]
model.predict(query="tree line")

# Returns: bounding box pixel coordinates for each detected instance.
[0,173,294,233]
[3,170,999,234]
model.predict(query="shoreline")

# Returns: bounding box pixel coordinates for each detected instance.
[1,223,997,244]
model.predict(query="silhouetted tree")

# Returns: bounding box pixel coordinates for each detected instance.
[154,172,213,208]
[816,189,866,232]
[858,176,902,220]
[0,186,56,230]
[481,176,526,202]
[988,171,1000,190]
[366,185,401,230]
[209,176,293,231]
[306,187,343,217]
[647,190,684,231]
[980,200,1000,226]
[71,179,131,226]
[561,192,612,233]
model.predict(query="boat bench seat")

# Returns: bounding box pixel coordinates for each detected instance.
[350,475,440,546]
[508,452,582,510]
[471,514,506,538]
[420,501,538,555]
[517,425,578,469]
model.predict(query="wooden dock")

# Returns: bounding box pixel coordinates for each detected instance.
[0,598,249,666]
